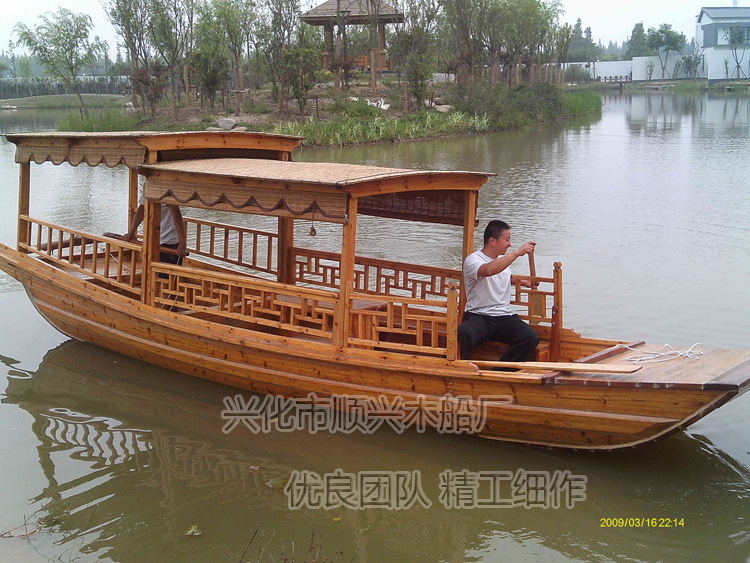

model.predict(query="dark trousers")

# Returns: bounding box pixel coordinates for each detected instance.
[159,243,183,265]
[457,312,539,362]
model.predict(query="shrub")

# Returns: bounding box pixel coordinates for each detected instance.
[563,91,603,116]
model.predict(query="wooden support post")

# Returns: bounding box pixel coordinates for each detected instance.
[446,283,458,361]
[128,168,139,227]
[333,199,358,348]
[17,162,30,253]
[459,190,477,315]
[277,217,294,284]
[142,200,162,305]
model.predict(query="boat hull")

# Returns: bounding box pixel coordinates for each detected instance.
[0,243,745,451]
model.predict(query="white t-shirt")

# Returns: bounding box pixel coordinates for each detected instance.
[463,250,512,316]
[139,190,179,245]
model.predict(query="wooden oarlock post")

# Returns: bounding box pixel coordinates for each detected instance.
[548,262,563,361]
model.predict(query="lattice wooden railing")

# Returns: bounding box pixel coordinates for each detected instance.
[347,284,460,359]
[151,263,338,339]
[19,216,142,294]
[291,247,462,300]
[184,217,278,276]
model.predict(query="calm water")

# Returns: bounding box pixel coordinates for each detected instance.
[0,95,749,562]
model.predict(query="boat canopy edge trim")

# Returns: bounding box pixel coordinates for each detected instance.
[146,178,350,223]
[15,144,147,168]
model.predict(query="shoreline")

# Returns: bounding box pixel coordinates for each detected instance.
[3,89,603,147]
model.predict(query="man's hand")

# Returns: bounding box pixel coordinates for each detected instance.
[177,239,187,257]
[514,241,536,257]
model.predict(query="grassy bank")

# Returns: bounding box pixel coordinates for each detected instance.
[54,85,602,145]
[272,108,490,146]
[271,91,600,146]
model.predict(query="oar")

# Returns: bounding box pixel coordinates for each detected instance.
[464,360,641,374]
[527,248,545,319]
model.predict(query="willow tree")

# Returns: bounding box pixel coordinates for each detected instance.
[14,8,106,115]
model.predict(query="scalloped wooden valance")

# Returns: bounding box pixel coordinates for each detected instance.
[146,178,350,223]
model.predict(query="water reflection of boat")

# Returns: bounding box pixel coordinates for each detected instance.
[4,341,344,560]
[0,131,749,451]
[4,341,750,562]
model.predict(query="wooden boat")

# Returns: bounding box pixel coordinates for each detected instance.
[1,131,748,451]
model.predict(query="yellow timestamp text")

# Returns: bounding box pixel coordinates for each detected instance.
[600,517,685,528]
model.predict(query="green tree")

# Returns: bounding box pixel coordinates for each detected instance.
[213,0,249,116]
[0,60,8,98]
[14,8,106,115]
[646,23,686,80]
[567,18,601,62]
[280,34,320,113]
[681,41,704,80]
[625,22,653,59]
[131,61,168,115]
[7,41,20,98]
[104,0,152,108]
[149,0,191,114]
[192,1,233,109]
[724,26,748,79]
[391,0,440,108]
[255,0,300,108]
[17,56,34,97]
[441,0,487,83]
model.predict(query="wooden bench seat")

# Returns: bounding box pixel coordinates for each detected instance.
[469,339,550,362]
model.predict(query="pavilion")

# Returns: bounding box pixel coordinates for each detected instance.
[301,0,404,72]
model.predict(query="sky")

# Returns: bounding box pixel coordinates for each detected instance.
[0,0,740,58]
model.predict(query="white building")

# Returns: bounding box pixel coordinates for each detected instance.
[696,7,750,85]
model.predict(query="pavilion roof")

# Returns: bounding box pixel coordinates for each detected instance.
[301,0,404,26]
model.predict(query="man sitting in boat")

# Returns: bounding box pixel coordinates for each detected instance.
[458,220,539,363]
[110,189,186,264]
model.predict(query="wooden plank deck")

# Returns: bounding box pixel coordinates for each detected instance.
[555,343,750,391]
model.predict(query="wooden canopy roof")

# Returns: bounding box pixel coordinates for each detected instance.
[141,158,491,225]
[5,131,304,168]
[301,0,404,26]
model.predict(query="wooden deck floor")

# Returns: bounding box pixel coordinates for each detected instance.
[557,343,750,391]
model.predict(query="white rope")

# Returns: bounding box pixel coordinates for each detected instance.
[624,343,704,363]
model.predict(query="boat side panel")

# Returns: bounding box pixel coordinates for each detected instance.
[0,244,737,451]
